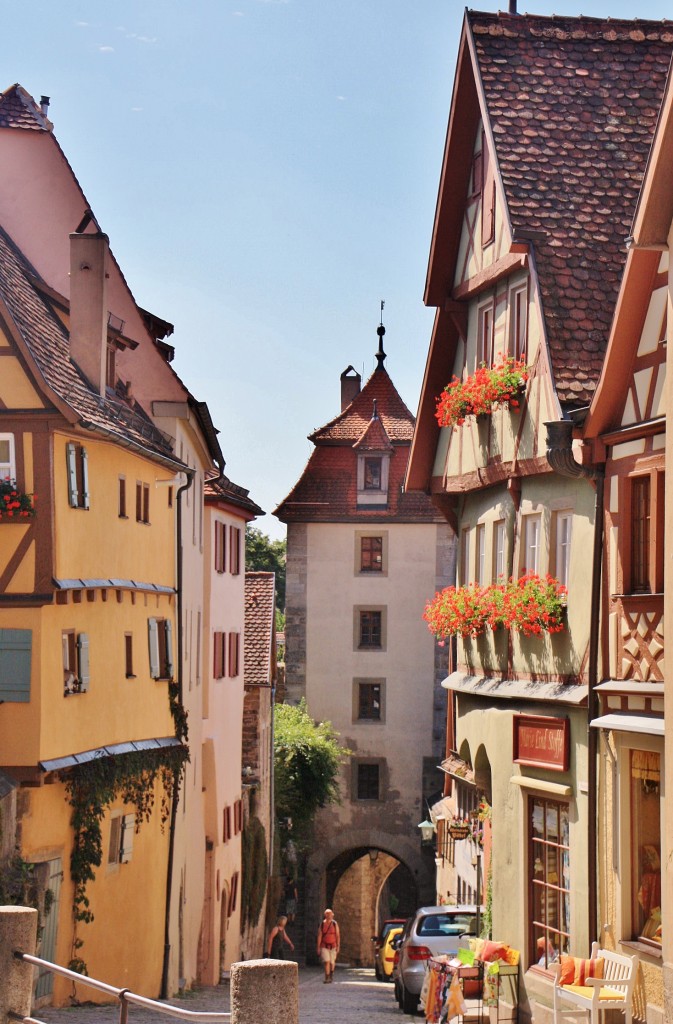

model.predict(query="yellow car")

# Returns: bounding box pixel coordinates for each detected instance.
[381,926,404,981]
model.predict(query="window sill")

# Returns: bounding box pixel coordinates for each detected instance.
[620,939,662,961]
[118,515,129,520]
[125,674,136,679]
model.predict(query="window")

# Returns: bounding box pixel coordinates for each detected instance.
[625,470,664,594]
[470,147,483,198]
[360,536,383,573]
[0,433,16,482]
[553,512,572,588]
[477,301,495,367]
[62,630,90,695]
[124,633,134,678]
[136,481,150,524]
[66,442,89,509]
[0,628,31,702]
[358,610,382,649]
[214,521,226,573]
[460,529,471,586]
[522,514,541,575]
[213,631,226,679]
[509,282,529,361]
[631,477,651,593]
[630,750,661,947]
[223,805,232,843]
[228,872,239,916]
[356,680,383,721]
[148,618,174,680]
[355,761,382,801]
[230,526,241,575]
[494,520,506,581]
[118,476,127,518]
[228,632,240,677]
[529,796,570,968]
[364,458,382,490]
[106,343,116,389]
[481,131,495,247]
[108,812,135,866]
[476,524,486,586]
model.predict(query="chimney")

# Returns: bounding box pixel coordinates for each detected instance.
[340,365,361,411]
[69,232,109,396]
[40,96,50,116]
[508,0,518,12]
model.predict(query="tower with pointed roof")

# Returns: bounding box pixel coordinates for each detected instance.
[275,328,452,964]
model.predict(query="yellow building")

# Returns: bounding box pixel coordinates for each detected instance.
[0,186,189,1003]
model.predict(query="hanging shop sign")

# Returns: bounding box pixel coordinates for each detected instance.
[513,714,570,772]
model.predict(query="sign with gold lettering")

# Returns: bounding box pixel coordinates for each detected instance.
[513,715,569,772]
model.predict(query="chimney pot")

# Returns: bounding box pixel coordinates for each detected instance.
[40,95,50,115]
[340,365,361,412]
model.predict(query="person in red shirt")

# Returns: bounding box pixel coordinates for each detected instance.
[317,908,340,983]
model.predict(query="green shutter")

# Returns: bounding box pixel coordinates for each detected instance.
[164,619,174,679]
[77,633,90,691]
[148,618,159,678]
[0,629,32,702]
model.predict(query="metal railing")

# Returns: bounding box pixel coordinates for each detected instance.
[12,952,230,1024]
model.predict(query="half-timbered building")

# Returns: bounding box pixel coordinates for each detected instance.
[406,12,673,1021]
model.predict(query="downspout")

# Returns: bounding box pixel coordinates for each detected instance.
[545,420,605,948]
[161,466,195,999]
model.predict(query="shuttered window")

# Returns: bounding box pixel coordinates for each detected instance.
[228,632,240,677]
[0,628,31,702]
[63,630,89,696]
[148,618,174,680]
[66,443,89,509]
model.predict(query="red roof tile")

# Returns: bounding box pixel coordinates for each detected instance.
[244,572,275,687]
[310,366,415,443]
[0,84,52,131]
[469,11,673,407]
[204,472,264,518]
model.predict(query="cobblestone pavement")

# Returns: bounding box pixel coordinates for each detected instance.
[35,967,410,1024]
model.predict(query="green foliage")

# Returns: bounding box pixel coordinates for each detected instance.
[241,816,268,929]
[0,851,40,906]
[246,526,286,612]
[274,699,347,845]
[481,865,493,940]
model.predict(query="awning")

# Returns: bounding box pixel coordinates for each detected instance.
[39,736,182,773]
[590,713,664,737]
[439,751,475,785]
[443,672,588,705]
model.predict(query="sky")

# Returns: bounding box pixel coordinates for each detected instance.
[1,0,672,539]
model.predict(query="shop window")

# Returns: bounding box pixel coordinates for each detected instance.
[630,750,661,947]
[0,433,16,481]
[528,796,570,968]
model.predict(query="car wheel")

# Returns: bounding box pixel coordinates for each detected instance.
[401,984,418,1014]
[394,981,402,1007]
[375,963,383,981]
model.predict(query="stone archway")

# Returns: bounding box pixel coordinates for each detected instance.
[305,827,434,966]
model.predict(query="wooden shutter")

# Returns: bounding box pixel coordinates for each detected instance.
[66,443,79,507]
[80,447,89,509]
[77,633,90,692]
[481,132,495,247]
[120,813,135,863]
[148,618,160,678]
[108,816,122,864]
[0,629,32,702]
[164,619,174,678]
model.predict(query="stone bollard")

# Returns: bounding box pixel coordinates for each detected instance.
[0,906,38,1024]
[231,959,298,1024]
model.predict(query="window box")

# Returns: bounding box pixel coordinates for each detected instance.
[0,479,36,520]
[435,358,529,428]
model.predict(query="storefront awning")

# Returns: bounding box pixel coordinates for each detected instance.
[439,751,475,785]
[590,713,664,736]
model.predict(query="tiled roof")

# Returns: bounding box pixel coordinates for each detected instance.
[354,411,393,452]
[244,572,275,687]
[469,12,673,407]
[310,366,415,443]
[204,472,264,518]
[0,84,52,131]
[0,226,180,463]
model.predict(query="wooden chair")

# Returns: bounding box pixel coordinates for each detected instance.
[550,942,638,1024]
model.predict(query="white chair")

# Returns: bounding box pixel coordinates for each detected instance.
[550,942,638,1024]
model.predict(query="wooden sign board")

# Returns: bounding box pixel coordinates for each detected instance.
[513,715,570,772]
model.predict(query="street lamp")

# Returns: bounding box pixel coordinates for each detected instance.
[417,818,436,845]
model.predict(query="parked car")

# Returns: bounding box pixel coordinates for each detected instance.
[381,925,404,981]
[372,917,407,980]
[396,905,479,1014]
[393,918,414,1007]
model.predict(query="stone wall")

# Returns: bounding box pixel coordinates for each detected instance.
[284,523,306,705]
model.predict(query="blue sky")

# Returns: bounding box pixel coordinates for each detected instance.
[0,0,671,538]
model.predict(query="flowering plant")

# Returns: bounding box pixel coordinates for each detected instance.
[424,573,566,639]
[0,479,36,520]
[435,358,529,427]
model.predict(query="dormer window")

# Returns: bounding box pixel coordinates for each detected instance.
[364,458,382,490]
[357,453,390,507]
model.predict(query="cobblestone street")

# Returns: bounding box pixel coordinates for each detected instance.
[36,968,409,1024]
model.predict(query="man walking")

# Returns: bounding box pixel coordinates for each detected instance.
[317,908,340,983]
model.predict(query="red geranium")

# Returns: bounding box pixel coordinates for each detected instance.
[424,573,566,638]
[0,478,36,520]
[435,358,529,427]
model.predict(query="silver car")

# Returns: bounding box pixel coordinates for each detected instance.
[396,905,478,1014]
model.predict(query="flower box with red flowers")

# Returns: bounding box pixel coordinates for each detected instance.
[423,573,567,639]
[0,479,36,521]
[435,358,530,428]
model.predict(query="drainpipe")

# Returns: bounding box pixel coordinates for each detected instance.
[545,421,604,948]
[161,467,195,999]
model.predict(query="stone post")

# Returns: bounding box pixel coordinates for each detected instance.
[0,906,38,1024]
[231,959,297,1024]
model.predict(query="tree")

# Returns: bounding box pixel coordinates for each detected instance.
[274,700,347,846]
[245,525,286,615]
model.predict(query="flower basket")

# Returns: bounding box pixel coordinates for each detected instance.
[0,479,36,520]
[435,358,529,428]
[424,573,566,639]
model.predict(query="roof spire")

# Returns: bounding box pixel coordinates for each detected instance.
[372,398,379,420]
[376,300,386,369]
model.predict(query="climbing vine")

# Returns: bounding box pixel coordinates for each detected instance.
[64,680,189,975]
[241,816,268,929]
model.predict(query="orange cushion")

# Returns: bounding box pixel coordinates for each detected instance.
[559,955,604,986]
[481,940,509,963]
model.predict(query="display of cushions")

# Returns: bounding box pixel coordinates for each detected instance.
[559,954,605,986]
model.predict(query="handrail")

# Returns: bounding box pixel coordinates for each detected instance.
[13,951,230,1024]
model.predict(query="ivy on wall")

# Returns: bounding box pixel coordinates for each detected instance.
[241,816,268,929]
